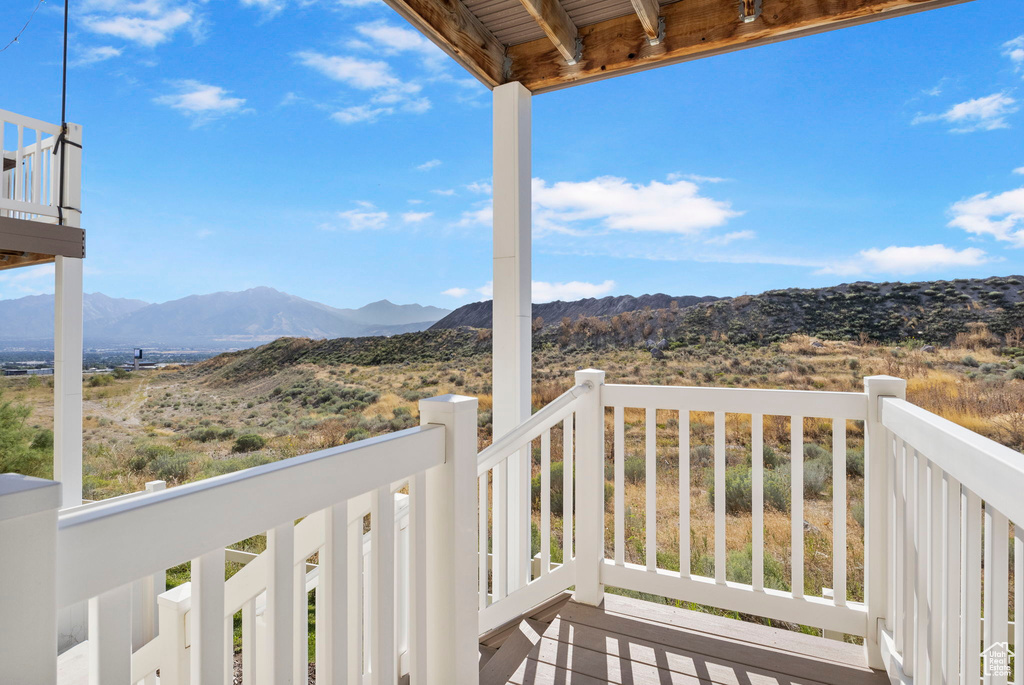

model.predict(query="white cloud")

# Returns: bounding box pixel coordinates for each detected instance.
[819,244,991,276]
[154,80,247,125]
[1014,167,1024,175]
[442,287,469,297]
[240,0,286,14]
[81,0,200,47]
[704,230,755,246]
[532,175,741,235]
[948,185,1024,246]
[417,159,441,171]
[73,45,122,66]
[913,93,1019,133]
[296,51,415,92]
[401,211,432,223]
[0,264,55,298]
[472,279,616,303]
[331,105,393,124]
[466,180,492,194]
[667,172,730,184]
[355,21,434,56]
[325,206,390,230]
[1004,35,1024,72]
[431,189,456,196]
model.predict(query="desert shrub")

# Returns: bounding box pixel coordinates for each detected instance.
[803,458,831,498]
[803,443,829,462]
[188,427,222,443]
[852,501,865,528]
[846,448,864,478]
[709,467,790,513]
[112,367,130,379]
[725,543,788,591]
[88,374,114,387]
[624,456,645,484]
[31,429,53,451]
[203,453,273,477]
[232,433,266,453]
[1007,366,1024,380]
[531,461,565,513]
[691,444,713,467]
[962,355,980,367]
[150,451,194,482]
[762,444,781,469]
[763,470,790,512]
[0,392,50,478]
[980,363,1001,375]
[345,428,370,443]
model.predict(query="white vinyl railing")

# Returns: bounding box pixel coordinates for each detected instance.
[0,109,67,223]
[879,395,1024,685]
[0,393,481,685]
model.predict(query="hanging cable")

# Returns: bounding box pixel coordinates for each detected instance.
[0,0,46,54]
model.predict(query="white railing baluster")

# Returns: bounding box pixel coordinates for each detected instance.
[945,474,961,685]
[895,435,906,656]
[225,614,234,685]
[915,457,929,675]
[371,485,396,685]
[479,473,488,609]
[267,523,295,685]
[89,583,133,685]
[493,461,507,601]
[347,503,363,685]
[646,408,657,572]
[984,504,1009,685]
[929,463,943,684]
[714,411,726,584]
[833,417,846,606]
[409,472,428,685]
[15,125,23,205]
[190,548,226,684]
[294,556,307,685]
[1014,524,1022,685]
[752,413,763,591]
[317,503,347,685]
[563,414,573,562]
[963,488,983,685]
[904,441,916,675]
[791,415,804,597]
[887,428,897,631]
[32,128,41,206]
[541,429,551,576]
[680,409,691,578]
[242,599,256,685]
[614,405,625,566]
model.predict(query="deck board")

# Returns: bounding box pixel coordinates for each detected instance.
[496,594,889,685]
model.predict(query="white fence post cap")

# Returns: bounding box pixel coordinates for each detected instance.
[0,474,61,522]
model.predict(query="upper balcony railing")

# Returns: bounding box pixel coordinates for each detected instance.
[1,372,1022,684]
[1,108,79,225]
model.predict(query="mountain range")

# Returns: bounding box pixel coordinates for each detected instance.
[0,287,451,349]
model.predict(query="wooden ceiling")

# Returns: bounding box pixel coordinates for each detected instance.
[382,0,971,93]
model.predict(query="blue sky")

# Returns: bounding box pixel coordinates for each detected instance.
[0,0,1022,309]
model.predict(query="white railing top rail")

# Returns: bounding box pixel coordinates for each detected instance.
[0,109,62,137]
[880,396,1024,524]
[57,424,444,609]
[477,380,592,474]
[602,383,868,419]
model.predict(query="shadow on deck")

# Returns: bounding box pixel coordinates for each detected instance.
[480,593,889,685]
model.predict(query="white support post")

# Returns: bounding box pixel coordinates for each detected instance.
[0,474,61,685]
[863,375,905,669]
[54,254,83,508]
[157,583,192,685]
[573,369,606,606]
[133,480,167,651]
[419,394,479,685]
[492,81,532,592]
[89,584,133,685]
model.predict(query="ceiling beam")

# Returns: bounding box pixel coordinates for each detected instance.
[630,0,662,44]
[381,0,507,87]
[517,0,579,64]
[506,0,971,93]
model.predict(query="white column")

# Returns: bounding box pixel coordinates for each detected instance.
[419,394,479,685]
[492,81,532,591]
[572,370,605,606]
[0,474,61,684]
[54,255,83,507]
[863,375,905,669]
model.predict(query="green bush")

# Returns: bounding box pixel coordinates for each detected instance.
[0,392,49,478]
[232,433,266,453]
[725,543,789,590]
[762,444,781,469]
[803,443,829,462]
[30,429,53,451]
[1007,366,1024,380]
[852,501,865,528]
[691,444,713,467]
[88,374,114,387]
[803,458,831,498]
[623,456,645,484]
[962,355,980,368]
[846,448,864,478]
[188,427,222,443]
[150,451,193,482]
[531,461,565,513]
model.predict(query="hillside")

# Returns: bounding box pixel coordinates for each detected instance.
[431,293,719,329]
[197,276,1024,373]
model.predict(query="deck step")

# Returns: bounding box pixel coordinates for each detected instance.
[479,619,547,685]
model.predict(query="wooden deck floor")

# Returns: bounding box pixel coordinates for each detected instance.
[494,594,890,685]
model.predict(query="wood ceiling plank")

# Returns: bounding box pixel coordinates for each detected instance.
[381,0,507,87]
[506,0,971,93]
[516,0,579,63]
